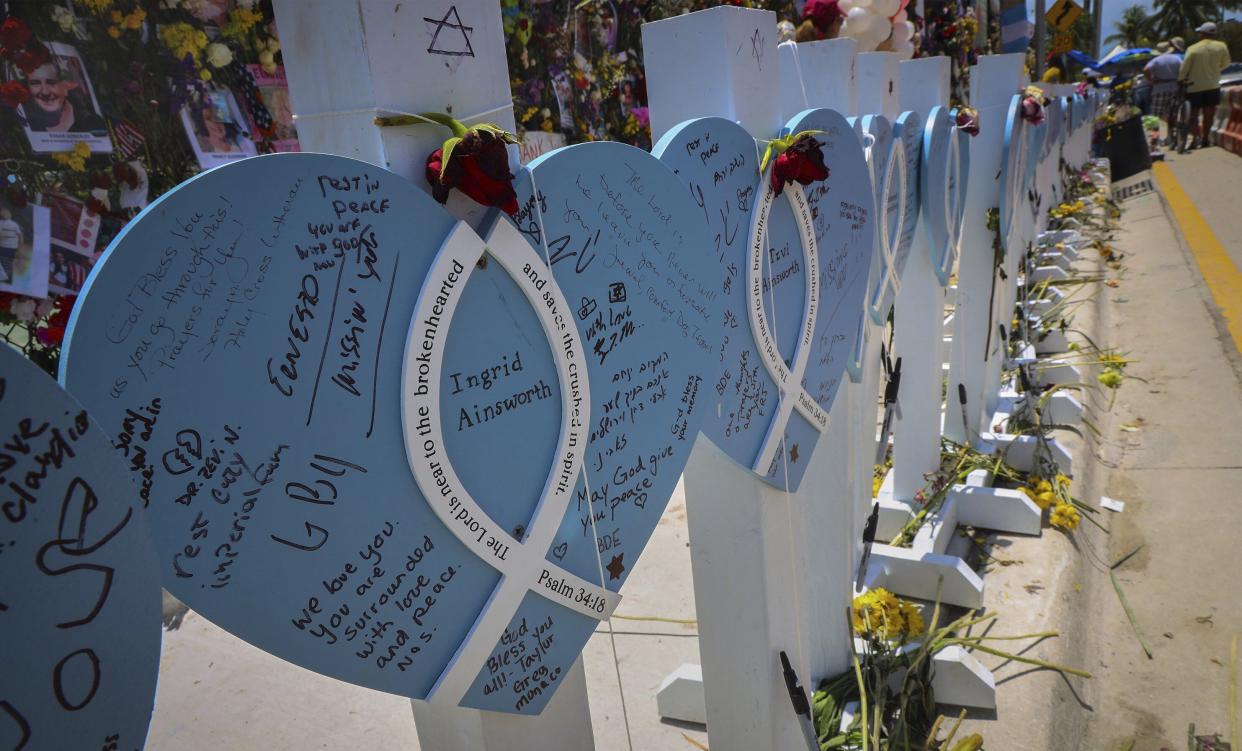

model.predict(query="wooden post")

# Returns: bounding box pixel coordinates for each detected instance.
[944,53,1025,446]
[273,3,595,748]
[643,9,866,748]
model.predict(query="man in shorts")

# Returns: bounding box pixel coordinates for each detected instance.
[1146,40,1184,142]
[1180,23,1232,148]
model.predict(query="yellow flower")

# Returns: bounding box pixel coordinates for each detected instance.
[199,68,212,82]
[1098,368,1123,389]
[1035,478,1052,494]
[899,601,925,635]
[125,10,146,29]
[1050,502,1080,531]
[76,0,114,14]
[1055,473,1071,490]
[540,118,554,133]
[853,588,922,640]
[107,25,121,38]
[110,9,123,22]
[1035,491,1057,510]
[51,141,92,172]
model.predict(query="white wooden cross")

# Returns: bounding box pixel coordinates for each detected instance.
[275,3,595,749]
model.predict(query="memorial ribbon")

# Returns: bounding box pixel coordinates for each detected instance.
[403,217,619,705]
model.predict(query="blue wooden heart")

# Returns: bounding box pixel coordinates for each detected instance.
[921,107,971,285]
[60,149,724,715]
[0,344,161,749]
[652,111,875,490]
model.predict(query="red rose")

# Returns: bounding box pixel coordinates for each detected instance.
[955,107,980,136]
[112,161,141,189]
[803,0,842,32]
[771,134,829,193]
[85,197,108,216]
[425,127,519,216]
[36,294,76,346]
[12,42,50,76]
[0,79,28,108]
[0,18,32,52]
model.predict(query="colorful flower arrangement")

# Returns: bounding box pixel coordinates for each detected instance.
[0,1,293,376]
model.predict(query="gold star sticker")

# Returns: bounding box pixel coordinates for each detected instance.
[789,443,800,463]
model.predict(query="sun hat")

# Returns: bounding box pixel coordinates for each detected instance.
[1156,41,1171,53]
[1171,36,1186,51]
[1197,22,1218,34]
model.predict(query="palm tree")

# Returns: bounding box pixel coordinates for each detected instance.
[1105,4,1155,48]
[1151,0,1223,41]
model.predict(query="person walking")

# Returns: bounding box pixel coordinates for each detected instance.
[1146,40,1184,142]
[1180,23,1232,149]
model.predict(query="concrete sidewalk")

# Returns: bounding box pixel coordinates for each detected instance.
[146,491,705,750]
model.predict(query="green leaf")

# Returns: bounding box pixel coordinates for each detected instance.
[439,136,462,179]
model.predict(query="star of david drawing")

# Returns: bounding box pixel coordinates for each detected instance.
[750,28,764,71]
[606,553,625,581]
[425,5,475,58]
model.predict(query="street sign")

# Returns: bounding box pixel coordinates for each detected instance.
[1051,33,1074,55]
[1047,0,1083,32]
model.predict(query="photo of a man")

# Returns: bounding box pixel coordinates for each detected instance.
[10,42,112,153]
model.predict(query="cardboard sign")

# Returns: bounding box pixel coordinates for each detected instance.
[0,345,161,750]
[61,149,722,716]
[1046,0,1083,33]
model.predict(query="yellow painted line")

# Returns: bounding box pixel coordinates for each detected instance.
[1152,162,1242,353]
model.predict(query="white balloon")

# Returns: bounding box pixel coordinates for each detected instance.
[893,10,908,24]
[847,6,876,34]
[893,20,914,42]
[872,0,900,17]
[852,0,873,8]
[894,39,915,60]
[839,18,858,37]
[871,18,893,44]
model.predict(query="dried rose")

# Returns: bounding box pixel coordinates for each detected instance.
[955,106,980,136]
[762,132,829,193]
[420,114,519,216]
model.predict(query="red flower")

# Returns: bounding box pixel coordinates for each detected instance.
[37,295,76,347]
[803,0,842,32]
[5,184,27,208]
[771,134,829,193]
[955,107,980,136]
[11,42,50,76]
[425,127,519,216]
[112,161,141,189]
[90,171,113,190]
[0,79,28,108]
[85,197,108,216]
[0,18,32,51]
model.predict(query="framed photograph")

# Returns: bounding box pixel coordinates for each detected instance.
[245,64,299,152]
[0,195,50,299]
[180,87,258,170]
[42,193,99,295]
[10,41,112,153]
